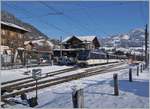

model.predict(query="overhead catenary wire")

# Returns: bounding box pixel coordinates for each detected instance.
[39,1,96,35]
[38,1,89,35]
[4,2,72,36]
[3,2,147,38]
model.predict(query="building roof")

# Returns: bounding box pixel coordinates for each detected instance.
[62,35,97,43]
[53,48,80,51]
[1,21,29,32]
[77,36,96,42]
[24,39,54,47]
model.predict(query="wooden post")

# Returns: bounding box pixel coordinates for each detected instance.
[35,79,38,99]
[113,73,119,96]
[145,24,148,68]
[137,65,139,76]
[140,64,143,73]
[28,97,38,107]
[143,63,145,70]
[129,68,132,82]
[72,91,78,108]
[72,89,84,108]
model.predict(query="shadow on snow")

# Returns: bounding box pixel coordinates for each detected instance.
[83,79,149,97]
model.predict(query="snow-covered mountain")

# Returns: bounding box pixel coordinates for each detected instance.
[128,28,145,40]
[102,28,145,47]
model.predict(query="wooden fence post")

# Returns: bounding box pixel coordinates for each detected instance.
[113,73,119,96]
[27,97,38,107]
[72,88,84,108]
[129,68,132,82]
[143,63,145,70]
[137,65,139,76]
[140,64,143,73]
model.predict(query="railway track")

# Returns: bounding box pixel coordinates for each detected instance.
[1,62,120,89]
[1,62,126,100]
[1,67,78,90]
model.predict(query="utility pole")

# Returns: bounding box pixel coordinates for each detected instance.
[145,24,148,68]
[60,36,63,58]
[142,41,144,60]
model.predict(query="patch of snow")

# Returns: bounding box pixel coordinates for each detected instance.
[1,21,29,32]
[3,64,149,108]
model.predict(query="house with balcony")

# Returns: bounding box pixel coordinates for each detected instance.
[24,39,54,64]
[62,35,100,49]
[53,35,100,63]
[1,21,29,66]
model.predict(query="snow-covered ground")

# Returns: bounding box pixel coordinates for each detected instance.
[3,64,149,108]
[1,65,71,83]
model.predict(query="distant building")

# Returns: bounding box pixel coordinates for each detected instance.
[24,39,54,51]
[24,39,54,62]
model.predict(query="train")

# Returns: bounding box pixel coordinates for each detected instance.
[77,49,127,67]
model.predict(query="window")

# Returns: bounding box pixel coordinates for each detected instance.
[18,33,22,38]
[1,39,7,45]
[1,30,6,35]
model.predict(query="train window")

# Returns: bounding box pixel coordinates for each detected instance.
[78,50,90,60]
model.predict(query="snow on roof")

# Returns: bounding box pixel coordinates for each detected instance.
[62,35,97,43]
[77,36,96,42]
[1,21,29,32]
[116,47,129,51]
[24,41,31,45]
[62,36,73,43]
[25,39,54,47]
[121,35,130,40]
[129,47,144,50]
[46,40,54,47]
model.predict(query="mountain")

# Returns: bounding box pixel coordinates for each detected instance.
[128,28,145,41]
[1,10,48,40]
[102,28,145,47]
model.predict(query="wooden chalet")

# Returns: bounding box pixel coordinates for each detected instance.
[53,35,100,61]
[62,35,100,49]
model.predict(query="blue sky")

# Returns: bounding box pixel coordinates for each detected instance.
[1,1,149,40]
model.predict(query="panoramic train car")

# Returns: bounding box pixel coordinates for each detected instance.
[77,49,126,67]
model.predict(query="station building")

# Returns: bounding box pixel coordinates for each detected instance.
[53,35,100,63]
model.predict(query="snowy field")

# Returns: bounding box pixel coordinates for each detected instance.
[4,64,149,108]
[1,65,71,83]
